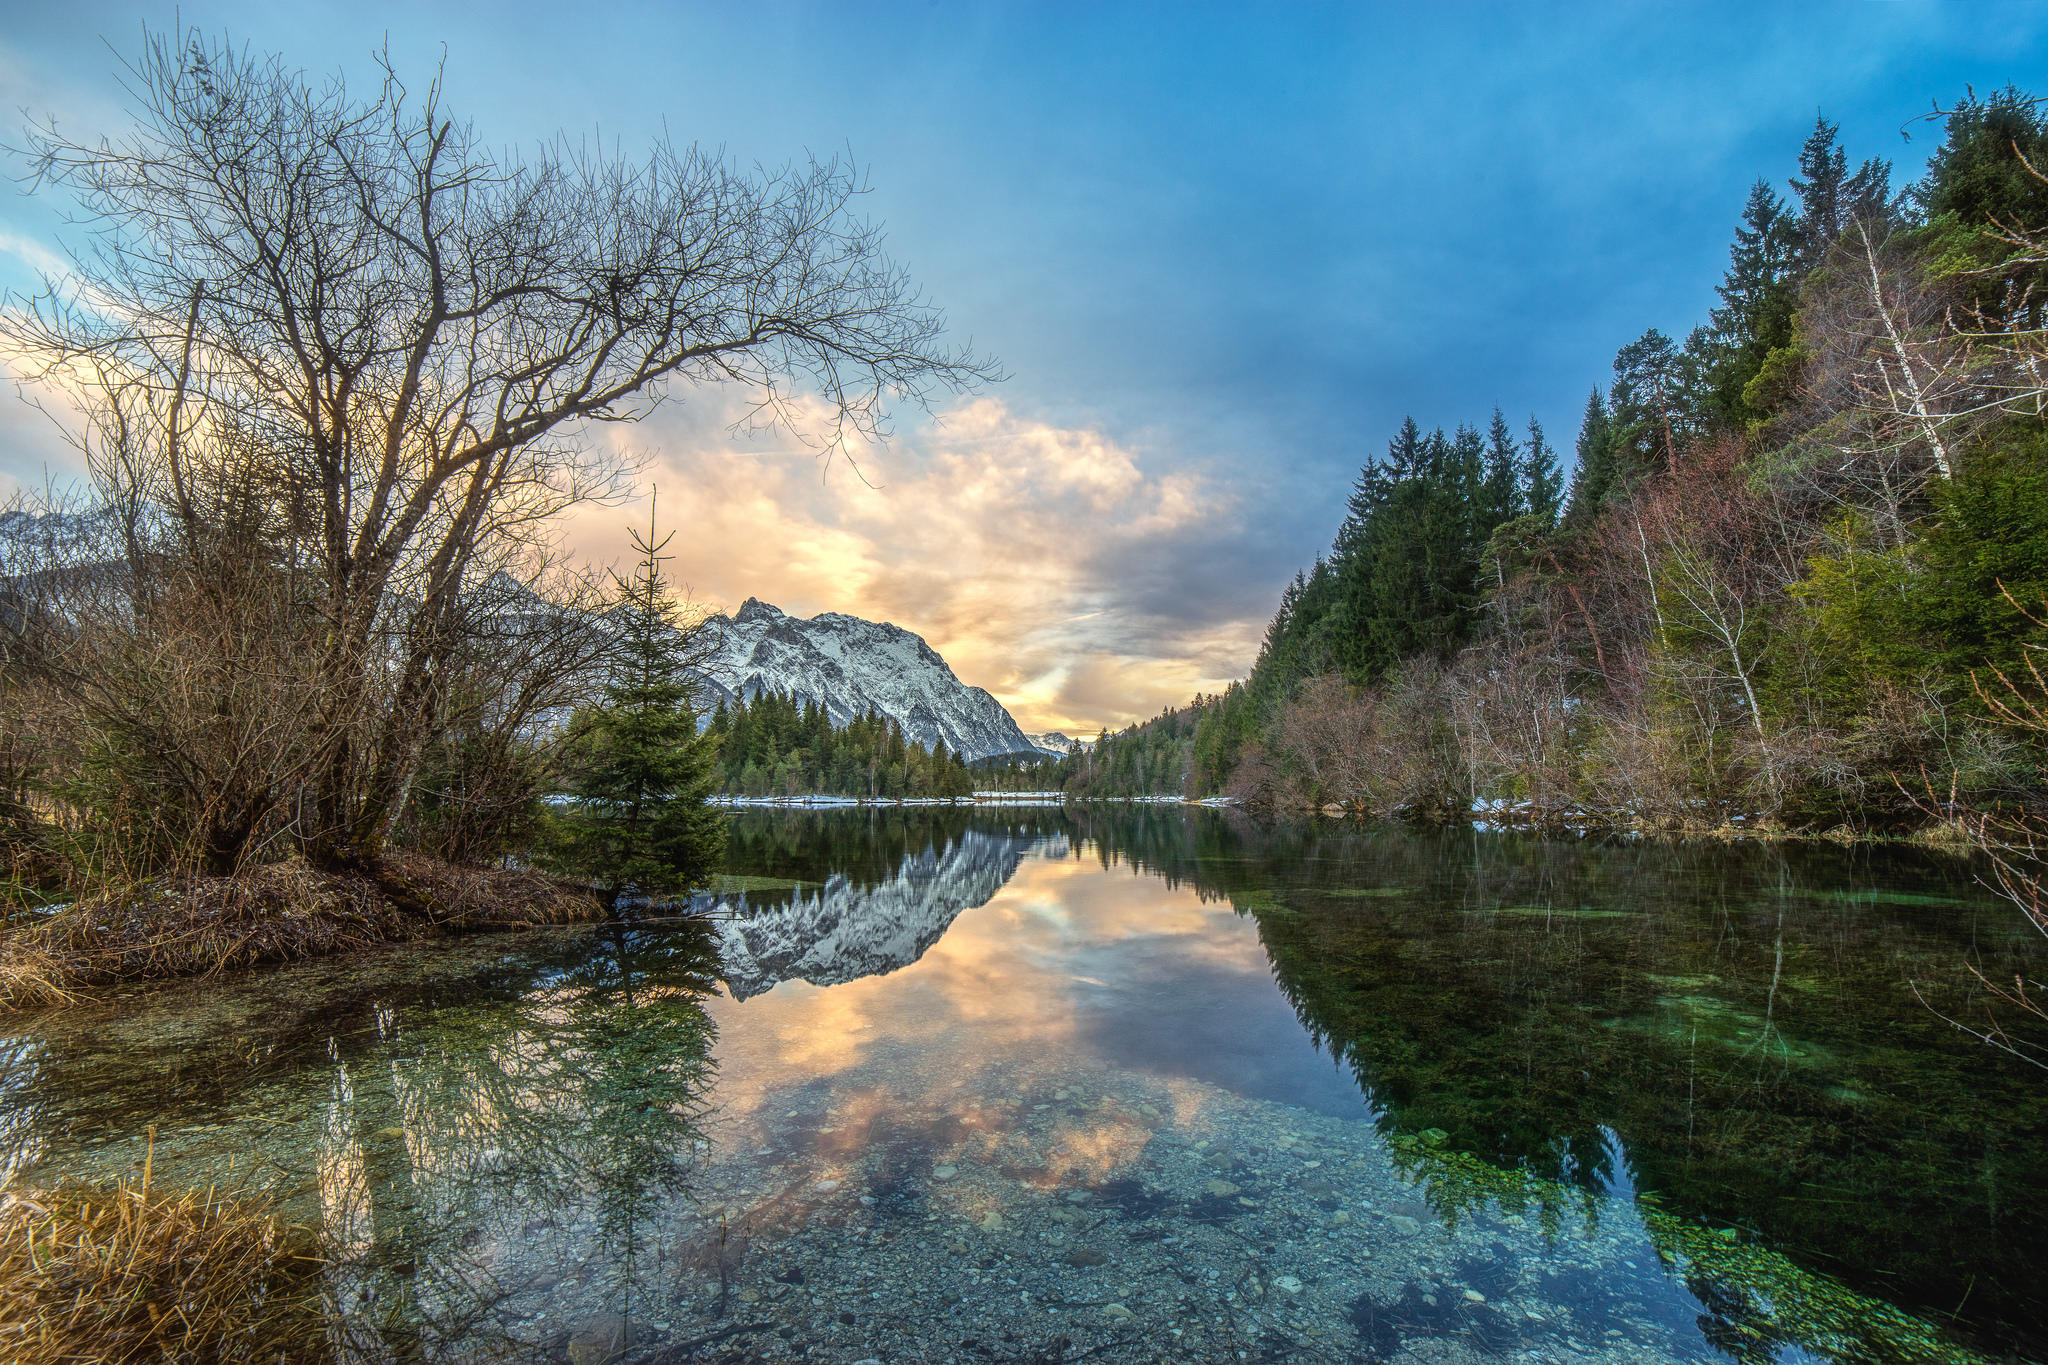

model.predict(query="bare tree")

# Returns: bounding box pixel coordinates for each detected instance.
[2,31,993,882]
[1792,221,2015,540]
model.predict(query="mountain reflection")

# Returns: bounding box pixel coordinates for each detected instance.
[713,821,1063,998]
[706,805,2048,1355]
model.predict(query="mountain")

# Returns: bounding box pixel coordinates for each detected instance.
[713,825,1063,998]
[695,597,1038,762]
[1021,731,1091,756]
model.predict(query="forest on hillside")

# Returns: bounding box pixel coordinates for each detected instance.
[704,692,979,799]
[1079,93,2048,850]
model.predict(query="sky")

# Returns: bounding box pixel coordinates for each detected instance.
[2,2,2046,733]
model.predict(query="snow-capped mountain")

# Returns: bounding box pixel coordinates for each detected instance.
[696,598,1040,761]
[714,827,1067,998]
[1020,731,1092,757]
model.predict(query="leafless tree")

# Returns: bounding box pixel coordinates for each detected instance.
[1789,221,2015,543]
[1,30,993,882]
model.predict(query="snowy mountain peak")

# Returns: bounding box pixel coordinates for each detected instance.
[734,596,788,624]
[696,598,1042,761]
[1021,731,1092,757]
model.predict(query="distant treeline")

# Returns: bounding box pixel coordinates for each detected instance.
[703,692,977,799]
[1080,94,2048,832]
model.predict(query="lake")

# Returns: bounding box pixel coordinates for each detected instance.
[3,806,2044,1364]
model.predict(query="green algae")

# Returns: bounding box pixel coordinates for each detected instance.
[1390,1140,1996,1365]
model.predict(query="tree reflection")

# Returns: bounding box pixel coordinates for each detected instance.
[309,922,722,1359]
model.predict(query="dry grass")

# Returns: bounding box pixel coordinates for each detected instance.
[0,1137,329,1364]
[0,858,603,1011]
[374,850,603,927]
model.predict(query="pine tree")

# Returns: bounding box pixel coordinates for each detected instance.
[1608,329,1684,475]
[555,510,726,910]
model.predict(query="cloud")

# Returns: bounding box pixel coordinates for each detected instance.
[0,357,89,499]
[560,394,1276,733]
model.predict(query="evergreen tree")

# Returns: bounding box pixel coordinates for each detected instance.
[1790,115,1851,269]
[1566,388,1618,521]
[1917,87,2048,234]
[1482,408,1525,528]
[1698,179,1799,426]
[554,515,726,909]
[1608,328,1685,475]
[1523,415,1564,529]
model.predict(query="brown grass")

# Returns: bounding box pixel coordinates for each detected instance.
[0,858,603,1011]
[374,850,604,927]
[0,1137,329,1364]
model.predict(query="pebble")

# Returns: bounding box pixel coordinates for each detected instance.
[1204,1179,1240,1197]
[933,1165,958,1180]
[813,1179,841,1192]
[1273,1275,1304,1294]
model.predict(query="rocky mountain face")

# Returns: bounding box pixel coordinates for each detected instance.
[697,598,1041,761]
[713,826,1065,998]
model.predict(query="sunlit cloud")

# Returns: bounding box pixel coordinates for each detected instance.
[563,394,1272,733]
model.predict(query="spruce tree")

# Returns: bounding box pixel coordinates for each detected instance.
[1565,388,1617,522]
[1523,416,1564,529]
[556,512,726,911]
[1698,179,1798,427]
[1483,408,1525,529]
[1790,115,1850,269]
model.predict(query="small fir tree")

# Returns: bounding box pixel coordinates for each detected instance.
[556,510,726,911]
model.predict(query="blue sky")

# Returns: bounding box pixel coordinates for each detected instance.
[2,3,2045,729]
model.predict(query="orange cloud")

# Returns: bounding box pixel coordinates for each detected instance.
[560,394,1267,732]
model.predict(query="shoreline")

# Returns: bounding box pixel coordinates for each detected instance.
[0,856,606,1014]
[2,803,1981,1014]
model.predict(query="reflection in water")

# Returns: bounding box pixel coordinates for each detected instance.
[0,807,2041,1365]
[714,823,1063,998]
[1,923,724,1361]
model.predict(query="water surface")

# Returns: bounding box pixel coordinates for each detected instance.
[3,808,2044,1364]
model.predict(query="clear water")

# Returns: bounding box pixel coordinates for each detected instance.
[3,807,2045,1364]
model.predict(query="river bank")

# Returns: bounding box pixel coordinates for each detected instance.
[0,855,603,1011]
